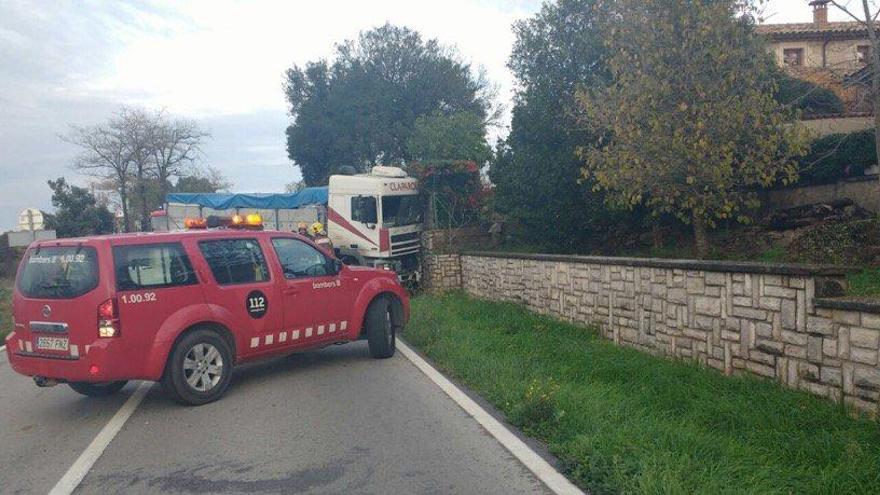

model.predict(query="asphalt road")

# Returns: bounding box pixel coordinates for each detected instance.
[0,342,554,494]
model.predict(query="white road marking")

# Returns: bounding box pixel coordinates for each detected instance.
[0,345,5,353]
[49,381,152,495]
[397,341,584,495]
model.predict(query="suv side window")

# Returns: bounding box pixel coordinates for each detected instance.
[272,238,331,279]
[113,243,196,291]
[199,239,269,285]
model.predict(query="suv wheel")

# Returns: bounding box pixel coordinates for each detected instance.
[68,380,128,397]
[366,296,395,359]
[163,328,233,406]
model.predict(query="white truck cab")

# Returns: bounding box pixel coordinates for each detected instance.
[328,166,422,283]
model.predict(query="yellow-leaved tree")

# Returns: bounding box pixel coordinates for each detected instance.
[576,0,811,258]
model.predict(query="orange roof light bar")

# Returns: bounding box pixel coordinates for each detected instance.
[184,214,262,230]
[184,217,207,229]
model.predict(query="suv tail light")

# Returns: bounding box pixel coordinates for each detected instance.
[98,298,120,338]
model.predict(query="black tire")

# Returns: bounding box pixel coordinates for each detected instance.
[162,328,233,406]
[366,296,396,359]
[68,380,127,397]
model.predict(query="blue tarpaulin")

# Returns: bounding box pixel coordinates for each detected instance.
[166,187,328,210]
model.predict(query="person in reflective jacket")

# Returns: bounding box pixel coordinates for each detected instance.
[309,222,333,255]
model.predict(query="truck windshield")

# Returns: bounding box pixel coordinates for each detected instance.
[382,195,422,227]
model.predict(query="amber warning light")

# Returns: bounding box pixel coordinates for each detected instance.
[184,215,263,230]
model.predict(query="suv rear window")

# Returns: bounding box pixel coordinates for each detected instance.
[199,239,269,285]
[113,243,197,291]
[17,246,99,299]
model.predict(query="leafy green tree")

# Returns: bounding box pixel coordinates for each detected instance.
[576,0,810,258]
[489,0,615,252]
[43,178,115,238]
[406,112,491,163]
[174,166,231,193]
[774,73,845,116]
[285,23,494,185]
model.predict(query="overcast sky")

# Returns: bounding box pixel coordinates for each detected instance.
[0,0,856,231]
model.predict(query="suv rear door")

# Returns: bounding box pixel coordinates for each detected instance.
[13,243,106,359]
[112,241,204,359]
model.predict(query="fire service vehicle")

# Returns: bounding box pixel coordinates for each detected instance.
[6,215,409,405]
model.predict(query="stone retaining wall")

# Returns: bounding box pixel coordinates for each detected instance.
[425,251,880,414]
[423,254,462,293]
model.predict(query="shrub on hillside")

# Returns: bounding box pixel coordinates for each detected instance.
[774,74,845,116]
[797,129,877,185]
[787,219,880,265]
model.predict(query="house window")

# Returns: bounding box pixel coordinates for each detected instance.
[783,48,804,67]
[857,45,871,64]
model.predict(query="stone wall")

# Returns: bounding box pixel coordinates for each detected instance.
[425,251,880,415]
[763,175,880,213]
[422,227,494,254]
[422,254,462,293]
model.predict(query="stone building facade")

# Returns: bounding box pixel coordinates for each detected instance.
[756,0,875,113]
[425,251,880,415]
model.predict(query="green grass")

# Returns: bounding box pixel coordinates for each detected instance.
[756,246,786,263]
[847,268,880,298]
[0,277,12,342]
[405,292,880,494]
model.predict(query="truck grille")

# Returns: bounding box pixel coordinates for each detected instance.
[391,232,421,256]
[391,232,420,243]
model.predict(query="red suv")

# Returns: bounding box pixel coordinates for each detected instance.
[6,228,408,405]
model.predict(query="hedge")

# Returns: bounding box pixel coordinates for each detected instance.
[798,129,877,185]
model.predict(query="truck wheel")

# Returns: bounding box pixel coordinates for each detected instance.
[366,296,395,359]
[68,381,127,397]
[162,328,233,406]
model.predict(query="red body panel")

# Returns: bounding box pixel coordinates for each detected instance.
[6,229,409,384]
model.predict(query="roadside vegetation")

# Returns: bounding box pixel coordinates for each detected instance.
[0,278,12,342]
[406,292,880,494]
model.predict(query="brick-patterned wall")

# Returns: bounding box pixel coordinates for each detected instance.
[423,254,462,293]
[449,252,880,415]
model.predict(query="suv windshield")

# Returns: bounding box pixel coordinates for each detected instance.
[381,195,422,227]
[17,246,99,299]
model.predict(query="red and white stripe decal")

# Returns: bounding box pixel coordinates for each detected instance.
[327,207,377,247]
[248,321,350,350]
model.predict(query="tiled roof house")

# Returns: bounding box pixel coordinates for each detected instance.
[755,0,874,115]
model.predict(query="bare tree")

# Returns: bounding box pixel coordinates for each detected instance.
[121,107,158,232]
[150,112,208,206]
[63,112,136,232]
[828,0,880,191]
[64,106,209,232]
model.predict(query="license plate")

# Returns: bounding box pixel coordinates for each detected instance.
[36,336,69,351]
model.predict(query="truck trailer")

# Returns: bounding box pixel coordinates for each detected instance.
[156,166,422,284]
